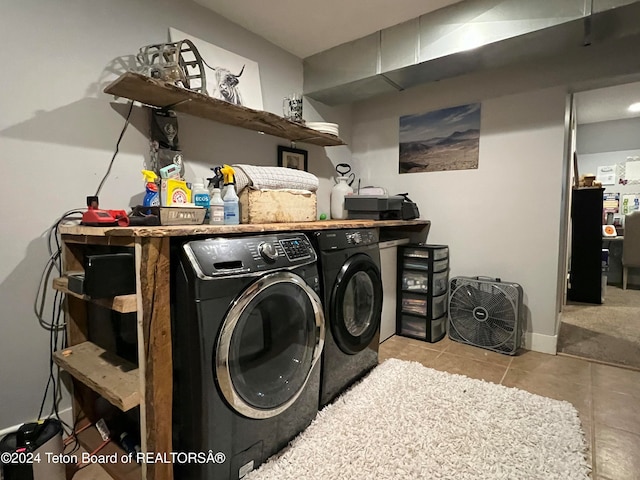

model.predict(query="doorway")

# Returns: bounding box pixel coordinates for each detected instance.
[557,81,640,370]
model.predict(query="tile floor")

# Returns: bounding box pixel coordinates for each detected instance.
[379,335,640,480]
[76,335,640,479]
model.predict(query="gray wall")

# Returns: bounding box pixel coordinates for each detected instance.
[577,117,640,154]
[352,83,567,353]
[0,0,349,431]
[348,31,640,353]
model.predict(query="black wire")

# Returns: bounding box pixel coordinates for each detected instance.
[36,211,86,432]
[94,100,134,197]
[34,210,84,330]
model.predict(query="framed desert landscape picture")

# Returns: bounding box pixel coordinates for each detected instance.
[399,103,481,173]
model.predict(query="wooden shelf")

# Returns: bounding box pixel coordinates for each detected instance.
[53,341,140,412]
[53,277,137,313]
[75,423,141,480]
[58,218,431,238]
[104,72,346,147]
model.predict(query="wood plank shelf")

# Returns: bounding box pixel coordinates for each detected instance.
[75,422,141,480]
[53,341,140,412]
[104,72,346,147]
[53,277,137,313]
[58,218,431,238]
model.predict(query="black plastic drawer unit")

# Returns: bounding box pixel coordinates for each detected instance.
[396,244,449,343]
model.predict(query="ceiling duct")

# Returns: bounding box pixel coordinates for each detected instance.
[303,0,640,105]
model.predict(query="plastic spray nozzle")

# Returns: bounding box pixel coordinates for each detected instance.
[208,166,224,188]
[221,164,236,185]
[142,170,158,183]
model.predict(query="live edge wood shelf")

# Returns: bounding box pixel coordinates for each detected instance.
[53,219,429,480]
[104,72,346,147]
[52,341,140,412]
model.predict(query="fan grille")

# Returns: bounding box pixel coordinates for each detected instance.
[448,277,522,355]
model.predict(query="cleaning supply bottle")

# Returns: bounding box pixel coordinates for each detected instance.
[192,179,210,220]
[209,188,225,225]
[221,164,240,225]
[331,175,353,219]
[141,170,160,209]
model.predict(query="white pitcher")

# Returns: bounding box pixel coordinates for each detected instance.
[331,176,353,219]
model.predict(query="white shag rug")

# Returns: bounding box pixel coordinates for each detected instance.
[246,359,590,480]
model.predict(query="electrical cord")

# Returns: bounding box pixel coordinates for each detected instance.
[34,210,84,330]
[34,100,137,451]
[34,210,85,442]
[94,100,134,197]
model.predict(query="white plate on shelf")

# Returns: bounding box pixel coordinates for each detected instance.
[306,122,339,136]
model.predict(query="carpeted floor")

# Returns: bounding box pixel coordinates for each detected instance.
[558,285,640,370]
[246,359,590,480]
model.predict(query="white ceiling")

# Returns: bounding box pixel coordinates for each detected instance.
[195,0,464,58]
[576,81,640,125]
[196,0,640,124]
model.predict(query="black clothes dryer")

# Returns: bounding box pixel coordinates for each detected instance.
[312,229,383,408]
[172,233,324,480]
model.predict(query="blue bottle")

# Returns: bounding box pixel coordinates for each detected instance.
[141,170,159,212]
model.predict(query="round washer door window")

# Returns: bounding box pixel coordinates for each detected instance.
[330,253,382,354]
[216,271,324,419]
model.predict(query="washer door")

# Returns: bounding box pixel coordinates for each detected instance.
[215,271,324,419]
[330,253,383,354]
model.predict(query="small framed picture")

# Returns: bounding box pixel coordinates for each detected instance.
[278,145,308,172]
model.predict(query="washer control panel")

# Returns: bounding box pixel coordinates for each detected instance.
[279,237,313,261]
[184,233,316,278]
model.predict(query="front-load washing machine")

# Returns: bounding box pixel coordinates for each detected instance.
[312,228,383,408]
[172,233,324,480]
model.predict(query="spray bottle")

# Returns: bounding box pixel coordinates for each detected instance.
[207,167,225,225]
[221,164,240,225]
[141,170,160,209]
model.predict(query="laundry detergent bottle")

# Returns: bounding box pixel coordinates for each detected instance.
[221,164,240,225]
[192,179,210,220]
[141,170,160,208]
[331,176,353,219]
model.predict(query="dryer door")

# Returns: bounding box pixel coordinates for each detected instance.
[330,253,383,354]
[216,271,324,419]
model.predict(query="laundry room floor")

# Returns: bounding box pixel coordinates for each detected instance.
[73,335,639,480]
[379,335,640,480]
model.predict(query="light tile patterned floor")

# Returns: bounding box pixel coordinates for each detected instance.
[379,335,640,480]
[75,335,640,479]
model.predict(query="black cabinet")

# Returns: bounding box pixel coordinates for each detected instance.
[396,244,449,342]
[568,187,604,304]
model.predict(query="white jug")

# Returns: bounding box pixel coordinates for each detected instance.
[331,176,353,219]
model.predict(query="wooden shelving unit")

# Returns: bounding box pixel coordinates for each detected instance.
[104,72,346,147]
[53,220,430,480]
[55,235,172,480]
[53,341,140,412]
[53,276,137,313]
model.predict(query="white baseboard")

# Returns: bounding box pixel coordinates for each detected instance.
[0,407,72,439]
[523,331,558,355]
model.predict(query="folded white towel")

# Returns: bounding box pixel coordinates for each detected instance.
[233,164,319,193]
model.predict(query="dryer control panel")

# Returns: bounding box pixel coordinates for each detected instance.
[314,228,378,251]
[183,233,317,278]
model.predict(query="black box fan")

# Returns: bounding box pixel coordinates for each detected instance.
[447,276,523,355]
